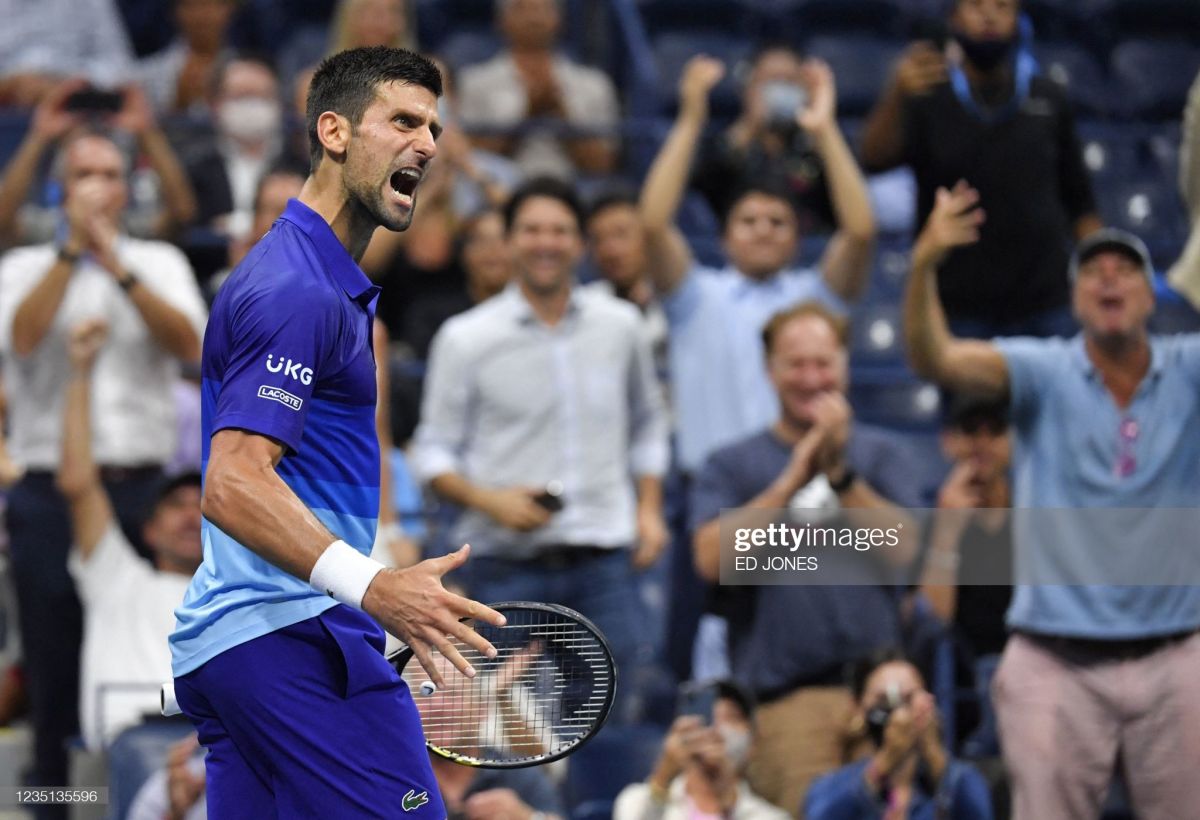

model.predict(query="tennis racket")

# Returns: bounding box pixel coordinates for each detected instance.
[392,601,617,769]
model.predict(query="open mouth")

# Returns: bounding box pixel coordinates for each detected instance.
[1099,295,1124,312]
[389,168,421,207]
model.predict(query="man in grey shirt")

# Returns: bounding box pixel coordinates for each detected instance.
[413,177,670,687]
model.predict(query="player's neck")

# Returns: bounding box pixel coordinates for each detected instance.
[298,175,376,263]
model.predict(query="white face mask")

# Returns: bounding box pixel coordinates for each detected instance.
[717,724,752,769]
[219,97,281,142]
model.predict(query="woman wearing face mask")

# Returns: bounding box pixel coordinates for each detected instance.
[615,681,788,820]
[804,652,992,820]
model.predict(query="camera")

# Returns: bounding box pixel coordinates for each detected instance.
[64,87,125,115]
[532,480,565,513]
[676,681,719,723]
[762,81,808,129]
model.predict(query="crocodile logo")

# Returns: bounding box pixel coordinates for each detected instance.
[401,789,429,812]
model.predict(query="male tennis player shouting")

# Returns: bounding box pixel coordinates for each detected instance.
[169,47,504,818]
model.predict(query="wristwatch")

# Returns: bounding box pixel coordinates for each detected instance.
[116,270,139,292]
[56,245,81,266]
[828,466,857,494]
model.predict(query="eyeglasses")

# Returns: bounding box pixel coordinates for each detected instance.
[1115,416,1138,478]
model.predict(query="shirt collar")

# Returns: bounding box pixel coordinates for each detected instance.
[1071,333,1164,382]
[504,281,584,325]
[279,199,380,307]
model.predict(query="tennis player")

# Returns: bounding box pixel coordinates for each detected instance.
[168,47,504,818]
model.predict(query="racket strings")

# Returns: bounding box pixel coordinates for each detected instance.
[401,608,612,764]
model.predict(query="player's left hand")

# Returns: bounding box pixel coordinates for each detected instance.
[361,544,506,688]
[462,788,541,820]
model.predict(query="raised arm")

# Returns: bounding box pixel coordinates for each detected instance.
[903,182,1009,398]
[113,84,198,236]
[639,56,725,297]
[860,42,946,172]
[56,320,114,560]
[799,59,876,303]
[0,79,86,245]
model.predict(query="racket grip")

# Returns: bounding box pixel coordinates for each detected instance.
[161,682,182,716]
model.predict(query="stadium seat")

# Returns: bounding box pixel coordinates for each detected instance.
[850,305,904,366]
[438,29,505,73]
[652,32,753,119]
[1111,39,1200,120]
[1094,178,1187,247]
[1107,0,1200,41]
[1022,0,1114,44]
[761,0,907,39]
[1033,41,1111,118]
[0,111,30,171]
[1076,121,1145,186]
[848,377,942,431]
[801,35,905,117]
[636,0,754,39]
[565,723,665,813]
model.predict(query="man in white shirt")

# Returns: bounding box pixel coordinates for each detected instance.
[58,320,200,748]
[457,0,619,179]
[0,128,206,807]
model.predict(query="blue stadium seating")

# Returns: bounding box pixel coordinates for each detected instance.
[652,32,753,119]
[1077,121,1146,186]
[636,0,753,38]
[0,112,30,172]
[1108,0,1200,42]
[1111,39,1200,120]
[437,29,504,72]
[849,374,942,432]
[801,35,904,117]
[1033,41,1110,118]
[850,305,905,366]
[1022,0,1115,45]
[1094,177,1187,256]
[762,0,908,39]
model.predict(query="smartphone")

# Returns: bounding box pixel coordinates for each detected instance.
[64,87,125,114]
[532,480,564,513]
[676,681,718,722]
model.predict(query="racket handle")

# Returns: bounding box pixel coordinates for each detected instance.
[161,682,182,716]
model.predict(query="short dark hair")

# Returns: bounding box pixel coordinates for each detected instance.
[306,46,443,171]
[721,176,801,231]
[850,647,910,702]
[585,185,639,226]
[503,176,585,233]
[943,391,1009,432]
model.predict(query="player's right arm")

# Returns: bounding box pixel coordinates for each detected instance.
[204,428,503,686]
[903,181,1010,399]
[639,56,725,297]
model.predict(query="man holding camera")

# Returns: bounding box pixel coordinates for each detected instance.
[413,178,670,695]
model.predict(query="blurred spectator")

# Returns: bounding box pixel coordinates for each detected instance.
[1169,70,1200,311]
[692,44,834,233]
[0,0,134,107]
[460,208,515,305]
[224,163,307,274]
[457,0,619,178]
[615,681,788,820]
[805,652,992,820]
[413,178,670,696]
[127,734,207,820]
[185,55,291,240]
[430,750,565,820]
[137,0,238,115]
[917,393,1012,756]
[905,185,1200,819]
[585,189,668,384]
[0,80,199,245]
[861,0,1100,338]
[0,128,206,808]
[641,55,875,475]
[691,303,920,814]
[284,0,417,110]
[57,319,199,749]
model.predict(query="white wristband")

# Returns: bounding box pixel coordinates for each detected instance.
[309,540,385,609]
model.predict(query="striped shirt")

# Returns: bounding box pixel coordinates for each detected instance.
[171,199,381,675]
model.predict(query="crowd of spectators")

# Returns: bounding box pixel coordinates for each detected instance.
[0,0,1197,818]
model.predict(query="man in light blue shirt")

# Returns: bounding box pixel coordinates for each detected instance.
[905,182,1200,820]
[639,55,876,475]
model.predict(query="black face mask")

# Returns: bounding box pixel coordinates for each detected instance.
[953,29,1016,71]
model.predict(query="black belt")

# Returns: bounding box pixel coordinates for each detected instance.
[491,545,619,570]
[1020,628,1198,662]
[755,663,849,705]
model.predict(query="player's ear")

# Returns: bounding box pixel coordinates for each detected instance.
[316,111,352,161]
